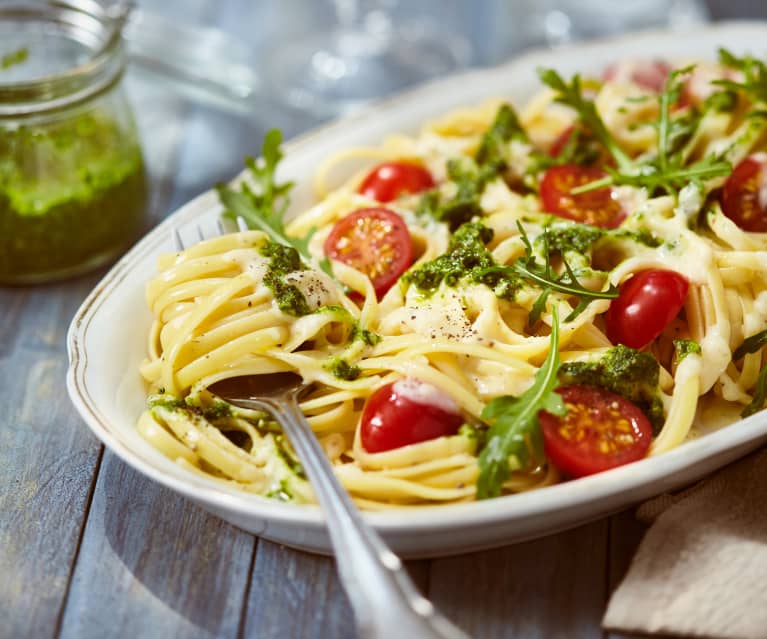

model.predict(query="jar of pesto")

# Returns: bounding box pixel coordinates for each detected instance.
[0,1,148,284]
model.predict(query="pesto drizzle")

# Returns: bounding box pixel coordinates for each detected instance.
[405,222,522,300]
[260,241,312,316]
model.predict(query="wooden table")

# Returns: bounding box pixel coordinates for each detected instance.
[3,2,764,638]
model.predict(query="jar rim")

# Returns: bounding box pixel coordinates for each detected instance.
[0,0,131,115]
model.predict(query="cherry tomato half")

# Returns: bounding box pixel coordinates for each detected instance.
[540,385,652,478]
[602,59,671,92]
[721,155,767,232]
[605,269,689,349]
[360,379,464,453]
[324,207,413,298]
[540,164,625,228]
[358,161,435,203]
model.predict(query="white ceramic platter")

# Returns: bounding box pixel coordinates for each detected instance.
[67,22,767,558]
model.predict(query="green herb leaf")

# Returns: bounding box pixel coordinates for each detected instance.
[742,363,767,417]
[477,308,565,499]
[733,328,767,360]
[478,222,619,324]
[716,48,767,104]
[217,129,315,262]
[673,339,702,363]
[541,65,731,198]
[538,68,633,171]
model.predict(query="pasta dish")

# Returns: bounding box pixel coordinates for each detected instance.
[137,51,767,509]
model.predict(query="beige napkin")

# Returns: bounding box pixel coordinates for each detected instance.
[603,447,767,639]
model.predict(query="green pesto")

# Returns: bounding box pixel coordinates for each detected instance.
[541,223,605,254]
[201,401,233,421]
[458,422,486,450]
[265,479,294,502]
[428,103,530,229]
[1,46,28,70]
[351,323,382,347]
[416,154,500,230]
[328,357,361,381]
[475,103,527,168]
[259,241,312,316]
[539,222,661,256]
[274,434,306,479]
[147,395,187,411]
[405,222,521,300]
[673,339,702,363]
[0,111,148,282]
[559,345,665,434]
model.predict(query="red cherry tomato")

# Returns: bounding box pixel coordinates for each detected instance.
[605,269,689,349]
[360,379,464,453]
[540,164,625,228]
[549,125,574,158]
[358,161,435,203]
[540,385,652,478]
[324,207,413,298]
[602,60,671,92]
[721,155,767,232]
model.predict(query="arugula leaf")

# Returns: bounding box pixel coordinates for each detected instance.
[742,363,767,418]
[733,328,767,360]
[217,129,314,262]
[538,68,633,171]
[476,308,565,499]
[528,125,603,176]
[478,222,619,325]
[731,326,767,417]
[716,48,767,104]
[541,66,731,197]
[592,153,732,196]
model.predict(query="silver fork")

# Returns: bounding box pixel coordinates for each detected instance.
[174,219,470,639]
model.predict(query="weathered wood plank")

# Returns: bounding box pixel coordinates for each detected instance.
[242,540,429,639]
[0,280,104,639]
[0,288,28,357]
[58,452,255,639]
[428,520,609,639]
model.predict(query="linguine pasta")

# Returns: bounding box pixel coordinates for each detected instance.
[138,54,767,508]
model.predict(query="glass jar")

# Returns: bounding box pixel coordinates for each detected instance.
[0,1,148,284]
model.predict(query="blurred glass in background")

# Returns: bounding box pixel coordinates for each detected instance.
[123,0,709,120]
[110,0,725,213]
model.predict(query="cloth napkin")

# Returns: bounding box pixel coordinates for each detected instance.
[603,447,767,639]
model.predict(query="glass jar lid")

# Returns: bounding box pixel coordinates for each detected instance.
[0,0,131,116]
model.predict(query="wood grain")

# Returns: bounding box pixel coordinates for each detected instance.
[428,521,609,639]
[0,280,103,639]
[242,540,429,639]
[59,453,255,639]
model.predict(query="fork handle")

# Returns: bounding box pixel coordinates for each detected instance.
[250,393,470,639]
